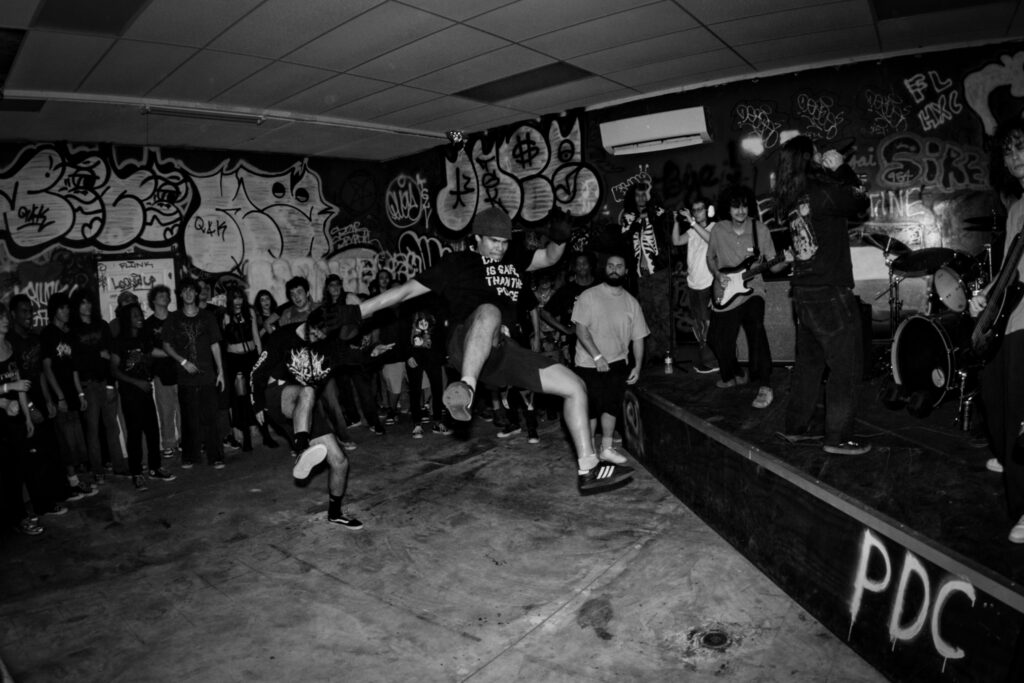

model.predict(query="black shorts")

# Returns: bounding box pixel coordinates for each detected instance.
[576,360,629,418]
[264,383,331,439]
[447,323,556,392]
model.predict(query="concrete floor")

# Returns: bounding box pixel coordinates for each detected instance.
[0,415,885,683]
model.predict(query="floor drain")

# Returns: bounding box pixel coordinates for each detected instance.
[699,629,731,650]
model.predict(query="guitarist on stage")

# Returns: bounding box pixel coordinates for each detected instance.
[706,186,790,409]
[968,119,1024,545]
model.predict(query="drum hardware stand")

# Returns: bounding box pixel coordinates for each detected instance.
[955,369,978,432]
[875,270,905,343]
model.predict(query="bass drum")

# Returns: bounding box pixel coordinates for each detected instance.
[891,315,956,415]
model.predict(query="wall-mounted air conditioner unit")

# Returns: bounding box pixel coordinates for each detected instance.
[599,107,711,155]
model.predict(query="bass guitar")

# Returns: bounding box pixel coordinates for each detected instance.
[972,229,1024,360]
[712,252,787,310]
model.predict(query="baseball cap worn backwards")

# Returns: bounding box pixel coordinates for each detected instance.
[472,208,512,239]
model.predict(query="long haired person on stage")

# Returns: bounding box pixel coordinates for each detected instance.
[774,135,870,456]
[969,119,1024,544]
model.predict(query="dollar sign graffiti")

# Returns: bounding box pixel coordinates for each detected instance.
[511,133,541,167]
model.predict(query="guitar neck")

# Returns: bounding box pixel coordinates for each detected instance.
[742,254,784,282]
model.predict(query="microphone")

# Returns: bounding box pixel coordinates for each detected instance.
[836,140,857,160]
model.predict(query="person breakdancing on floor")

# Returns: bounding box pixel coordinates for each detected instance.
[325,207,634,494]
[250,308,362,528]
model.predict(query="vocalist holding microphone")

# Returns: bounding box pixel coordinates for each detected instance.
[671,198,718,373]
[774,135,871,456]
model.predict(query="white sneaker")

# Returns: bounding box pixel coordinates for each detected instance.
[986,458,1004,473]
[292,443,328,480]
[752,386,773,409]
[599,446,628,465]
[1010,514,1024,544]
[412,425,424,439]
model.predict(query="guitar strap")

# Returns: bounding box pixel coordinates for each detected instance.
[750,220,760,260]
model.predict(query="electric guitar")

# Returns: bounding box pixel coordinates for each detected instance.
[712,252,787,310]
[972,229,1024,360]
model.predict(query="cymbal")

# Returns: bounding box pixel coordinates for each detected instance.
[890,247,959,277]
[861,233,911,254]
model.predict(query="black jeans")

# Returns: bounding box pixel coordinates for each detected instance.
[785,286,862,445]
[708,295,771,385]
[121,382,161,474]
[407,350,445,422]
[178,384,222,465]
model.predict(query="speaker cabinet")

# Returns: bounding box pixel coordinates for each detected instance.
[736,279,796,364]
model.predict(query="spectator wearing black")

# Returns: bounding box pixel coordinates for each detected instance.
[111,302,177,489]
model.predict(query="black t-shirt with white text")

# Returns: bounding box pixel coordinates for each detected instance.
[414,240,534,330]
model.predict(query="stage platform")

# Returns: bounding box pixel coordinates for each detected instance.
[624,360,1024,683]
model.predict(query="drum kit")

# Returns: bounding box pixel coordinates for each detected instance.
[868,216,1004,420]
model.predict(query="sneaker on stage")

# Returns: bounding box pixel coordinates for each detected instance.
[822,441,871,456]
[578,462,633,494]
[292,443,328,480]
[443,381,475,422]
[599,446,628,464]
[327,513,363,530]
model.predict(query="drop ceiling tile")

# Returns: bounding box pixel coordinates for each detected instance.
[147,50,270,101]
[286,3,451,72]
[398,0,511,21]
[6,30,113,91]
[210,0,385,59]
[374,95,484,126]
[523,1,698,60]
[408,45,555,94]
[713,1,873,46]
[417,104,528,132]
[679,0,837,24]
[270,73,392,114]
[631,66,753,94]
[326,132,441,161]
[738,25,878,64]
[325,85,439,120]
[123,0,262,47]
[496,76,626,112]
[878,4,1016,50]
[350,24,508,83]
[81,40,195,96]
[606,49,748,88]
[468,0,659,41]
[236,121,370,156]
[0,0,41,29]
[213,62,336,108]
[569,28,725,75]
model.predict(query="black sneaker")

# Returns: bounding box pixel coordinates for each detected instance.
[432,422,453,436]
[369,424,385,436]
[222,436,242,452]
[384,410,398,425]
[43,504,68,516]
[694,362,719,374]
[822,441,871,456]
[67,481,99,501]
[149,468,177,481]
[132,475,149,491]
[527,430,540,444]
[578,462,634,495]
[327,513,363,529]
[292,443,328,480]
[497,425,522,439]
